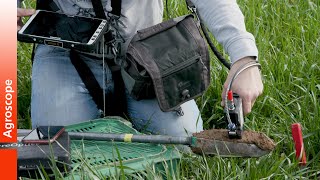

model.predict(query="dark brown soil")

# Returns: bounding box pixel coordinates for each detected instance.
[193,129,276,151]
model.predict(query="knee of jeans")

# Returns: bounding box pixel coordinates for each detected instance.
[128,98,203,136]
[167,116,203,136]
[34,45,69,59]
[130,109,203,137]
[31,84,100,128]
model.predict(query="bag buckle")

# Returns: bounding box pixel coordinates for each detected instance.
[175,106,184,116]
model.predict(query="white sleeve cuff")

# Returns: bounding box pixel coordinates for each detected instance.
[226,35,259,64]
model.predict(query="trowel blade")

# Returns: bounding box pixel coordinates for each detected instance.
[192,138,271,157]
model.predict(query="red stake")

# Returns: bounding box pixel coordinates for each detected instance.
[291,123,307,166]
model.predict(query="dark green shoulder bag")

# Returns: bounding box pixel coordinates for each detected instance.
[121,14,210,112]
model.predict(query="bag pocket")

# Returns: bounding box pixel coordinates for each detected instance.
[161,55,206,108]
[121,54,155,100]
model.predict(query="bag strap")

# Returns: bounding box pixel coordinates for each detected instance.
[91,0,107,19]
[70,51,125,116]
[70,51,107,114]
[71,0,127,117]
[92,0,122,18]
[110,0,122,17]
[184,0,231,69]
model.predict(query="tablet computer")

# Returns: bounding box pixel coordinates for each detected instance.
[18,10,108,52]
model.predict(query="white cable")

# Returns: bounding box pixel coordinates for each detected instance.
[102,36,106,117]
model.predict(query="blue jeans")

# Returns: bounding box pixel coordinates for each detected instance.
[31,45,203,136]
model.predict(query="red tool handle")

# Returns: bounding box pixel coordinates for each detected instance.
[291,123,307,166]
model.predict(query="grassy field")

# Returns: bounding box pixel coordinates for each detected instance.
[18,0,320,179]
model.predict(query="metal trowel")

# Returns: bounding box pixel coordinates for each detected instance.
[69,93,276,157]
[68,129,275,157]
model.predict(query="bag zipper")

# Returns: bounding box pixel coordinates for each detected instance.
[161,55,201,77]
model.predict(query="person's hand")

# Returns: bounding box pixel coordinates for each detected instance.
[17,8,35,31]
[221,57,263,115]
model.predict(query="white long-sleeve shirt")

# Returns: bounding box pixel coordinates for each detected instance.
[38,0,259,63]
[191,0,258,63]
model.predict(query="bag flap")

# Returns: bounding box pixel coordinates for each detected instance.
[126,14,210,111]
[131,14,194,42]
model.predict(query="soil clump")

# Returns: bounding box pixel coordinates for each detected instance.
[193,129,276,151]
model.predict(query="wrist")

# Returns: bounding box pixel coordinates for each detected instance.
[232,56,256,66]
[230,56,259,70]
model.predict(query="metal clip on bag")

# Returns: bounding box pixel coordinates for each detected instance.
[122,15,210,112]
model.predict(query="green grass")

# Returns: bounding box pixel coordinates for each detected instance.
[18,0,320,179]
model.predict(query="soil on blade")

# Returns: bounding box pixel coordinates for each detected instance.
[193,129,276,151]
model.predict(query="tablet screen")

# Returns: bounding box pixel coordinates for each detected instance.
[22,11,104,43]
